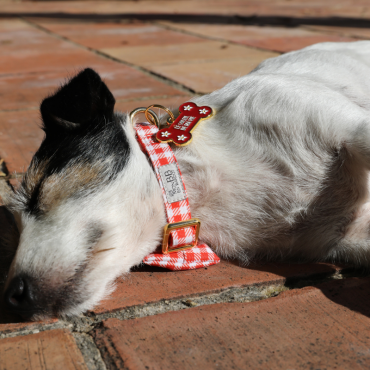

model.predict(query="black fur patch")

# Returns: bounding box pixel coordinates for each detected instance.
[21,68,130,216]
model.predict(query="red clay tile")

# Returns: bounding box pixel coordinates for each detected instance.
[242,35,356,53]
[0,319,59,336]
[150,54,278,93]
[94,277,370,369]
[160,23,356,52]
[92,260,343,315]
[30,19,206,50]
[306,25,370,40]
[102,41,272,67]
[115,94,193,114]
[0,329,87,369]
[0,110,43,173]
[0,64,185,111]
[1,1,369,20]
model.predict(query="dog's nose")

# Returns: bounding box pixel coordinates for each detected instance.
[4,276,37,319]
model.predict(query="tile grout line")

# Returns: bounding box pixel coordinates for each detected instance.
[0,267,364,369]
[21,17,200,96]
[0,265,360,340]
[153,20,285,54]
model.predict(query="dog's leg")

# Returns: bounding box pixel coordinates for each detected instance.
[327,199,370,267]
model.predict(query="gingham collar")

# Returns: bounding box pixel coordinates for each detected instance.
[134,122,220,271]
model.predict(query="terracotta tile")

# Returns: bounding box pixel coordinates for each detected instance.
[243,35,356,53]
[0,110,43,173]
[0,64,184,111]
[1,1,369,20]
[0,20,162,76]
[0,319,58,335]
[150,53,278,93]
[0,329,87,370]
[115,94,193,114]
[30,19,206,50]
[160,23,357,52]
[306,25,370,40]
[102,41,276,67]
[0,18,57,53]
[94,277,370,369]
[0,43,115,76]
[92,260,343,315]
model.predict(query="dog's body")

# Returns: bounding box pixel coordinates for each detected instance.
[4,41,370,319]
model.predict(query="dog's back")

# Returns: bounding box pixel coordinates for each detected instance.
[185,41,370,262]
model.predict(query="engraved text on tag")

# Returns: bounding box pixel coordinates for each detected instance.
[158,163,186,204]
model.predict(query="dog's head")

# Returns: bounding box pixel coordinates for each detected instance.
[3,69,165,320]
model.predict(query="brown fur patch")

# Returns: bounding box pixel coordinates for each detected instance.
[20,160,104,214]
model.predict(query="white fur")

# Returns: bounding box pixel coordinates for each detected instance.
[7,41,370,318]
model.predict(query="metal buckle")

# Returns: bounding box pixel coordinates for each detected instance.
[162,218,201,254]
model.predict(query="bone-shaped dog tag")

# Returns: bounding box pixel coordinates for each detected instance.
[156,102,213,146]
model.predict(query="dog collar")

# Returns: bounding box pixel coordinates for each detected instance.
[131,103,220,270]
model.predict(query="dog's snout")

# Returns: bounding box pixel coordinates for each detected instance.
[4,276,37,319]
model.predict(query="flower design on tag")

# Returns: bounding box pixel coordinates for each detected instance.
[156,102,213,146]
[161,131,171,137]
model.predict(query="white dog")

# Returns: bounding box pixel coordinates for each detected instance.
[3,41,370,320]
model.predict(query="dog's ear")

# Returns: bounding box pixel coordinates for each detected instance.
[40,68,115,134]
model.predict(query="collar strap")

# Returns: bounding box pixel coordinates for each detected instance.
[134,123,199,254]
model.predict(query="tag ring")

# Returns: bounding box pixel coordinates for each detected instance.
[130,107,160,128]
[145,104,175,126]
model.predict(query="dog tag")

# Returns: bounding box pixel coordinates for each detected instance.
[156,102,213,146]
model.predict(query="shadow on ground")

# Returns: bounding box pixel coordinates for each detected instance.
[2,13,370,28]
[0,205,19,323]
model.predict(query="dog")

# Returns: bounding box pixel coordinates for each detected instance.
[3,41,370,320]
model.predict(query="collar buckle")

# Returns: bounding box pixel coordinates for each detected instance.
[162,218,201,254]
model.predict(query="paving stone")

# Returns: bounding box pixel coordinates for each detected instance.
[0,110,43,174]
[115,94,193,114]
[31,19,206,50]
[0,18,112,75]
[0,329,88,369]
[150,54,278,93]
[160,23,356,52]
[0,319,59,337]
[2,0,370,20]
[94,277,370,369]
[91,259,342,315]
[102,41,277,67]
[306,25,370,40]
[0,64,185,111]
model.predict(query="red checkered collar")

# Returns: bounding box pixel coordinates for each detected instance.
[133,121,220,271]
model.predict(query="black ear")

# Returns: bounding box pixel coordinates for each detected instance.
[40,68,115,133]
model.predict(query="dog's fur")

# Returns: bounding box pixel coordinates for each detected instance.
[3,41,370,320]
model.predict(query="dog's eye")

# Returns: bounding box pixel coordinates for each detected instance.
[86,223,103,246]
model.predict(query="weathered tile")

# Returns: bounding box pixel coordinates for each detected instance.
[0,110,43,173]
[94,277,370,369]
[102,41,277,67]
[150,53,278,93]
[0,64,185,111]
[0,329,87,370]
[160,23,356,52]
[30,19,206,50]
[91,260,343,315]
[115,94,193,114]
[305,25,370,40]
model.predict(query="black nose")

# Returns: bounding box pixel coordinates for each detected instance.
[4,276,37,320]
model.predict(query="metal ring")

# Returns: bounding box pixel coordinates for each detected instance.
[130,107,160,128]
[145,104,175,125]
